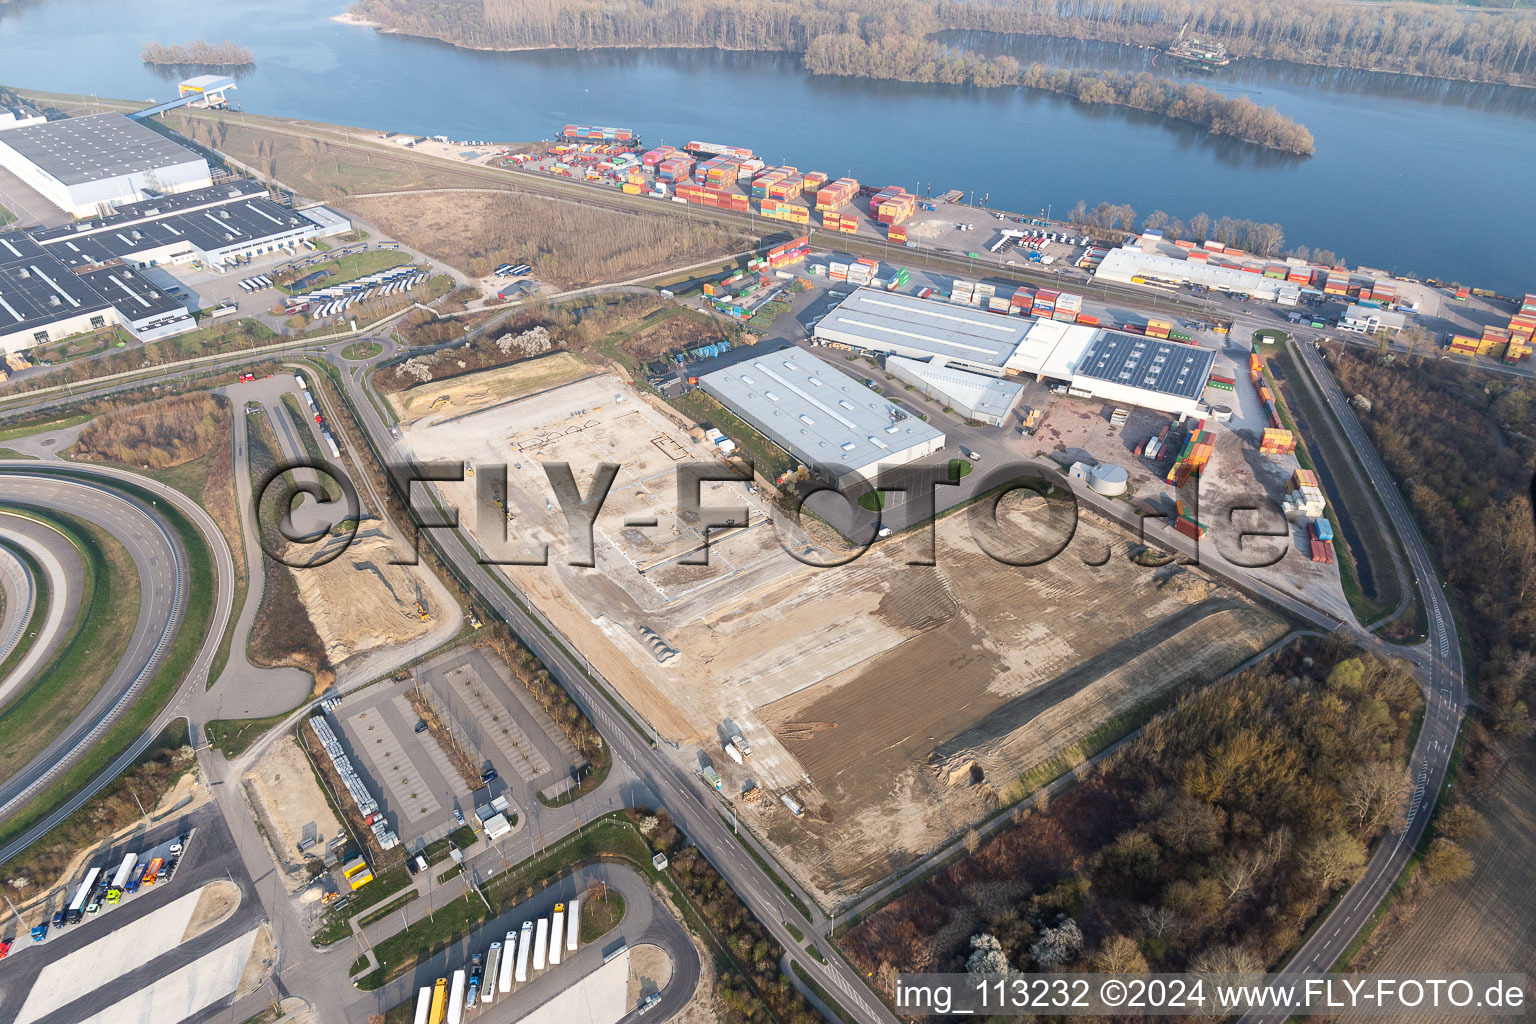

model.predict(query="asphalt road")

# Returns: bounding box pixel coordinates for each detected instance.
[0,514,82,706]
[0,475,187,820]
[0,461,237,867]
[1234,340,1467,1022]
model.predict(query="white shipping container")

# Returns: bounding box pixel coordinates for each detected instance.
[413,987,432,1024]
[724,741,743,764]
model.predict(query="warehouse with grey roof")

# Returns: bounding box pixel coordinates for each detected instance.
[813,287,1027,375]
[699,350,946,488]
[0,112,212,217]
[1067,330,1214,419]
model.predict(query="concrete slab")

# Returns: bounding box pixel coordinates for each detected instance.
[54,926,257,1024]
[13,885,206,1024]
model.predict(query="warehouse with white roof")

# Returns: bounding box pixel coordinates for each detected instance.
[885,355,1024,426]
[1003,318,1099,381]
[1094,247,1285,302]
[699,350,946,488]
[0,113,212,217]
[813,287,1027,375]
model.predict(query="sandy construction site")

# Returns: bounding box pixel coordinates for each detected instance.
[404,371,1286,901]
[288,529,439,667]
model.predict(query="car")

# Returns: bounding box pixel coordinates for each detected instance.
[481,768,499,782]
[453,808,466,825]
[414,720,429,733]
[962,448,982,461]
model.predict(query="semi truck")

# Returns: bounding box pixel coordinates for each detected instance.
[533,918,549,972]
[445,970,466,1024]
[466,953,483,1006]
[108,853,138,900]
[413,986,432,1024]
[549,904,565,966]
[567,898,580,951]
[428,978,448,1024]
[498,931,517,993]
[515,921,533,982]
[126,861,149,893]
[141,857,165,888]
[482,943,500,1003]
[67,867,101,924]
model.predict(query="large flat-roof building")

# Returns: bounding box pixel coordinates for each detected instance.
[699,350,946,488]
[1002,318,1099,381]
[885,355,1024,426]
[0,230,195,354]
[813,287,1027,376]
[1094,247,1286,302]
[29,180,346,270]
[0,113,212,217]
[1067,330,1215,419]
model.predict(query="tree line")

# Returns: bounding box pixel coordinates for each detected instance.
[1330,348,1536,748]
[348,0,1536,87]
[140,40,255,66]
[803,36,1315,153]
[843,641,1424,991]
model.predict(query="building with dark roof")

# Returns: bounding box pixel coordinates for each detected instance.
[0,112,211,217]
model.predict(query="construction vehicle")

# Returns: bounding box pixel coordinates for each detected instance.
[415,601,430,621]
[430,395,450,410]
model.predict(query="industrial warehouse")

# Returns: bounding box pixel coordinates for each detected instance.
[0,112,213,217]
[0,179,349,354]
[813,287,1028,375]
[811,285,1218,421]
[699,350,946,488]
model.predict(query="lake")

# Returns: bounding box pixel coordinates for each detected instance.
[2,0,1533,292]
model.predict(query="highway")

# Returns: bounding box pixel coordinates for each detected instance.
[0,461,236,866]
[0,474,187,820]
[0,515,80,706]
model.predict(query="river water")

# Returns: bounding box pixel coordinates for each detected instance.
[2,0,1533,292]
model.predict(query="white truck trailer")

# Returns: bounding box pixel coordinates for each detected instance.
[549,904,565,966]
[498,930,517,993]
[533,918,549,972]
[567,897,580,951]
[515,921,533,982]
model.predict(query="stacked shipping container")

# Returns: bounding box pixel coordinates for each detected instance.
[815,178,859,211]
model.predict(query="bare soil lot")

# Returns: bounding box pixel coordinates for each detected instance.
[403,373,1283,902]
[245,735,344,886]
[342,189,754,286]
[288,529,435,666]
[387,352,594,428]
[1351,743,1536,1021]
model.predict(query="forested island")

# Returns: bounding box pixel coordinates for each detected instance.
[140,40,255,67]
[802,38,1315,154]
[348,0,1536,88]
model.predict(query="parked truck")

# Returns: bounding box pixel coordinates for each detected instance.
[533,918,549,972]
[498,931,517,993]
[413,986,432,1024]
[515,921,533,982]
[125,861,150,893]
[549,904,565,966]
[66,867,101,924]
[445,970,466,1024]
[567,898,580,952]
[108,853,138,901]
[141,857,165,888]
[428,978,448,1024]
[482,944,500,1003]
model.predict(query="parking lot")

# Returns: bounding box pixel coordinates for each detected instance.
[331,646,582,852]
